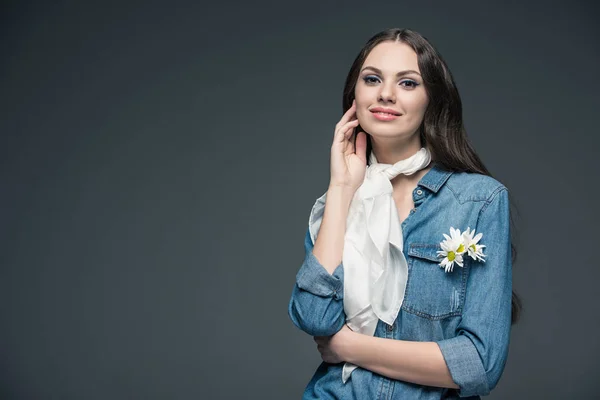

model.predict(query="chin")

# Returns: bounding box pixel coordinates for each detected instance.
[363,124,415,138]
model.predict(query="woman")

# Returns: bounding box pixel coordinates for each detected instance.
[288,28,522,399]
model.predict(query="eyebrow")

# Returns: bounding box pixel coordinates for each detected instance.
[360,66,421,77]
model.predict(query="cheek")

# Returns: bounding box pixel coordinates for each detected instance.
[403,93,428,116]
[354,84,373,105]
[356,107,366,121]
[356,107,373,128]
[355,87,376,122]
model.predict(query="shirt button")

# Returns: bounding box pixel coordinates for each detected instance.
[387,323,394,332]
[416,189,423,195]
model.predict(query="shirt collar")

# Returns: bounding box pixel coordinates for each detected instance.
[417,162,453,193]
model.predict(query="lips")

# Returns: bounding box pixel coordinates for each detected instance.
[370,107,401,116]
[371,111,400,121]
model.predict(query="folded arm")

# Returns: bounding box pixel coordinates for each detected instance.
[323,187,513,397]
[340,331,459,389]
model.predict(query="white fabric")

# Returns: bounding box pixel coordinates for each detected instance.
[307,147,432,383]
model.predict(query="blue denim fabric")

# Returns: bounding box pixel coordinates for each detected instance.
[288,162,512,399]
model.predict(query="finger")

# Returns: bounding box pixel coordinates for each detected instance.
[339,122,359,143]
[345,121,360,139]
[334,119,359,139]
[355,131,367,159]
[335,119,360,142]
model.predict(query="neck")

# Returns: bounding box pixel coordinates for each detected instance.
[371,135,423,165]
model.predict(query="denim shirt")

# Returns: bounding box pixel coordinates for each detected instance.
[288,162,512,399]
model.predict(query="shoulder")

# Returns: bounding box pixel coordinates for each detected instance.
[444,170,507,204]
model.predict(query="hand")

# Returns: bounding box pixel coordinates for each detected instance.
[329,99,367,192]
[313,324,355,364]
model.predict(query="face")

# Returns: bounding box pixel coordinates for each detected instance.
[354,41,429,145]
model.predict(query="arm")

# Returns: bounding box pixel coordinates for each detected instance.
[288,185,354,337]
[311,184,354,274]
[342,331,459,389]
[321,187,512,396]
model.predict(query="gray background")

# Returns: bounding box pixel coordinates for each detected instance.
[1,0,599,399]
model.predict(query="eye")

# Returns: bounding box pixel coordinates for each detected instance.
[362,75,380,85]
[400,80,419,89]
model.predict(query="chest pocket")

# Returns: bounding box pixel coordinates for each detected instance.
[401,243,467,320]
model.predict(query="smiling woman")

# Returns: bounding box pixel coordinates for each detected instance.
[288,28,523,400]
[355,42,429,151]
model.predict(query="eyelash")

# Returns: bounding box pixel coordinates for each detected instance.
[362,75,420,89]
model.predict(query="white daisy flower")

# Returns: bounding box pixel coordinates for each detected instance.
[462,227,486,262]
[436,227,466,273]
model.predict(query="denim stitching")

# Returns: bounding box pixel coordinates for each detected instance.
[480,186,507,215]
[418,169,452,193]
[386,378,394,400]
[446,183,492,205]
[402,244,467,320]
[376,374,384,399]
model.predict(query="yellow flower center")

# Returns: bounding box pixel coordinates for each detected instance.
[448,251,455,261]
[470,244,476,252]
[457,244,465,253]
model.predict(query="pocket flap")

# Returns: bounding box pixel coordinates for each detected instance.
[408,243,442,263]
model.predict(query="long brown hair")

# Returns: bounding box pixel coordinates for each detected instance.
[342,28,522,325]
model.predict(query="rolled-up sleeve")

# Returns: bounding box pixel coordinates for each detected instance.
[436,187,513,397]
[288,228,346,337]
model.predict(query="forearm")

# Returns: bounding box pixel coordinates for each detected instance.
[312,185,354,275]
[345,333,459,390]
[288,226,347,337]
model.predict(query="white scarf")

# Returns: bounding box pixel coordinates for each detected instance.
[307,147,432,383]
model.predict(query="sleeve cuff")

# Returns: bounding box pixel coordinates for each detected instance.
[436,335,490,397]
[295,249,344,299]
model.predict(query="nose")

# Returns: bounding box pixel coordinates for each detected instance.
[378,81,396,103]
